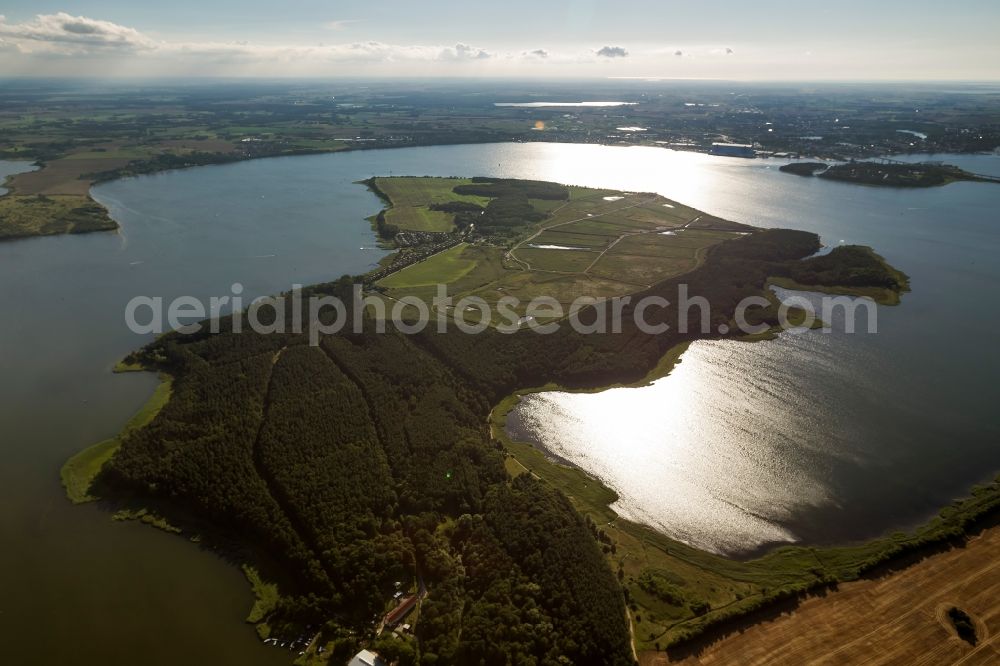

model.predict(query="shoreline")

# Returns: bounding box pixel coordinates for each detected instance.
[3,141,995,243]
[55,170,969,659]
[483,271,1000,655]
[488,274,900,528]
[60,373,172,504]
[493,357,1000,653]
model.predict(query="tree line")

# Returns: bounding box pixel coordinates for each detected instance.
[103,209,909,663]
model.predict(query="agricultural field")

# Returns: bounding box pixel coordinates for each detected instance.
[373,176,754,321]
[514,246,599,273]
[377,243,479,289]
[504,189,747,291]
[656,521,1000,665]
[11,154,136,195]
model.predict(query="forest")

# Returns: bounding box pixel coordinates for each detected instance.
[777,245,908,290]
[451,178,566,236]
[94,193,910,662]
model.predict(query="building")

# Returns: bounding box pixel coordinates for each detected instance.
[384,594,418,628]
[348,649,386,666]
[710,142,756,158]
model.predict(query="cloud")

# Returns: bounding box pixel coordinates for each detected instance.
[439,42,492,61]
[0,14,495,67]
[0,14,492,64]
[596,45,628,58]
[6,14,792,76]
[324,20,360,31]
[0,13,154,52]
[321,41,441,63]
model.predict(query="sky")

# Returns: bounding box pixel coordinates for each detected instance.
[0,1,998,80]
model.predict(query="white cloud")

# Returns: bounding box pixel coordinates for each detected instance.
[3,14,984,79]
[0,14,481,63]
[0,13,155,52]
[439,42,492,61]
[324,20,360,31]
[0,13,499,70]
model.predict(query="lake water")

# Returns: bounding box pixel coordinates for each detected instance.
[500,146,1000,555]
[0,157,387,665]
[1,144,998,662]
[0,159,37,195]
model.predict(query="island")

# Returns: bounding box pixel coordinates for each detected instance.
[61,176,996,666]
[780,159,999,187]
[778,162,829,177]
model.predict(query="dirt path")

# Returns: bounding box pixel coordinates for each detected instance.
[507,194,659,271]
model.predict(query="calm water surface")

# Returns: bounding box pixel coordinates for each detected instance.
[1,144,998,662]
[0,159,37,194]
[500,146,1000,555]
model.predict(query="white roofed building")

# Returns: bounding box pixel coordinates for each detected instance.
[348,649,385,666]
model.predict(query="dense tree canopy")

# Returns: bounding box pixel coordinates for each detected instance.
[102,219,903,663]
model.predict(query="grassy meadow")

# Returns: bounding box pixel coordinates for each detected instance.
[0,194,117,239]
[372,177,491,232]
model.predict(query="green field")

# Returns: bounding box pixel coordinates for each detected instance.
[509,195,738,282]
[372,176,491,232]
[531,230,612,248]
[515,247,599,272]
[377,243,477,288]
[389,207,454,233]
[588,253,695,284]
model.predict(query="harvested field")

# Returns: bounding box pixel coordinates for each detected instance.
[10,157,132,195]
[653,525,1000,666]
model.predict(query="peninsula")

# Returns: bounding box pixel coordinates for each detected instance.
[55,176,956,665]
